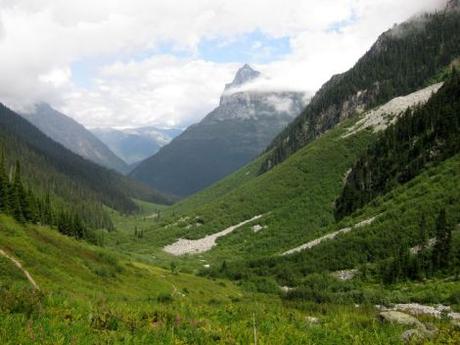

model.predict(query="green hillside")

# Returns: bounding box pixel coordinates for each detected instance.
[0,103,173,229]
[3,214,450,344]
[105,81,452,263]
[1,4,460,344]
[262,8,460,172]
[336,72,460,219]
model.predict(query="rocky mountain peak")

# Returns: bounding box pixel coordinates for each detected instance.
[224,64,261,91]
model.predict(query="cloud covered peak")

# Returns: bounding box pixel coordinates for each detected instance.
[224,64,261,91]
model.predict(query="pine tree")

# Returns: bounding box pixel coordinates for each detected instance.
[418,215,428,247]
[10,161,25,222]
[432,209,452,271]
[0,150,7,213]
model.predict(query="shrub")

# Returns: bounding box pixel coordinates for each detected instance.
[157,292,173,303]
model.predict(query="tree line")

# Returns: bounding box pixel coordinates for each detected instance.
[0,151,103,244]
[379,209,459,284]
[335,70,460,219]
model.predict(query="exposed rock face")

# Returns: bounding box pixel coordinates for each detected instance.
[223,64,261,92]
[21,103,128,173]
[131,65,307,197]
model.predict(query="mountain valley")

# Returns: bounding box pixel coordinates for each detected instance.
[0,2,460,344]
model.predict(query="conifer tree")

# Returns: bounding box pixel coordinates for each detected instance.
[10,161,25,222]
[0,150,7,213]
[432,209,452,270]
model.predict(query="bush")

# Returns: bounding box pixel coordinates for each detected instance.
[90,309,119,331]
[0,286,43,317]
[157,292,173,303]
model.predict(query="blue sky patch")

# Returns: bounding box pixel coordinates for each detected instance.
[198,30,291,63]
[71,30,291,88]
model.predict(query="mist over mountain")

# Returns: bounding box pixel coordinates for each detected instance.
[130,64,308,197]
[2,2,460,344]
[92,126,182,166]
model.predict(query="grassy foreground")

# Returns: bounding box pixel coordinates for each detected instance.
[3,214,460,344]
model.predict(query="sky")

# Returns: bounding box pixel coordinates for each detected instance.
[0,0,449,129]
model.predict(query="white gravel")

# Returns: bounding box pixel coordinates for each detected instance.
[331,269,359,281]
[378,303,460,320]
[282,216,377,256]
[252,224,265,233]
[163,215,263,256]
[343,83,444,138]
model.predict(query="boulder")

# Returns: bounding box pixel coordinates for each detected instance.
[379,311,425,330]
[305,316,320,324]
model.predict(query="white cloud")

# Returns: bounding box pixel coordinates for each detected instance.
[61,57,237,128]
[0,0,451,128]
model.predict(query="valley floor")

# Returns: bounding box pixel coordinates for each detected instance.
[1,213,460,344]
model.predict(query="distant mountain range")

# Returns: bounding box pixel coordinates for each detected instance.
[0,103,172,215]
[91,126,182,166]
[20,103,129,173]
[130,64,308,197]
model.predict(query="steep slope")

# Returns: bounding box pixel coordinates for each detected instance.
[158,75,460,287]
[213,153,460,290]
[21,103,128,173]
[130,64,307,197]
[92,126,182,165]
[0,103,172,215]
[336,74,460,219]
[122,75,451,267]
[261,7,460,172]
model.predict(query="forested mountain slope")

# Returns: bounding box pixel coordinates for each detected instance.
[131,71,456,268]
[261,6,460,173]
[21,103,129,173]
[202,73,460,288]
[336,72,460,219]
[210,153,460,295]
[0,103,172,217]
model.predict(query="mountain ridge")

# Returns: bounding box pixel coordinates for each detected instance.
[0,102,173,214]
[20,103,129,173]
[261,8,460,173]
[130,64,307,197]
